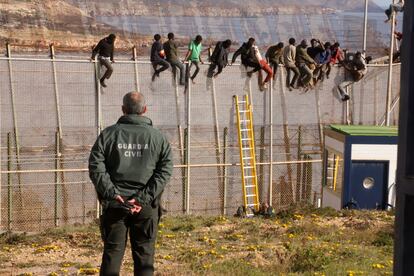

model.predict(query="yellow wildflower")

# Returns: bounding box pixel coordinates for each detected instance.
[372,263,385,269]
[78,267,100,275]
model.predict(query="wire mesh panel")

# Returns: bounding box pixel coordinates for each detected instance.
[56,61,96,130]
[0,55,401,231]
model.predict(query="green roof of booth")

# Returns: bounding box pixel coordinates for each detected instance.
[329,125,398,137]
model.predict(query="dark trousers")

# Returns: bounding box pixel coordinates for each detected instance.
[99,58,113,80]
[269,61,279,80]
[169,59,185,84]
[207,63,224,78]
[100,207,159,276]
[314,64,328,81]
[152,60,170,75]
[243,60,261,73]
[285,65,300,87]
[326,63,332,78]
[188,60,200,80]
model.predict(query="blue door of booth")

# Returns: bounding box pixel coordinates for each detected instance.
[348,161,388,209]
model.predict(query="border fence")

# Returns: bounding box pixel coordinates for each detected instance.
[0,45,400,232]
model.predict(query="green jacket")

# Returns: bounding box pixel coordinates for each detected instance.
[163,40,179,62]
[265,45,283,65]
[89,114,173,207]
[296,46,315,65]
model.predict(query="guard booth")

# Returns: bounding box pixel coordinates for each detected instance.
[322,125,398,210]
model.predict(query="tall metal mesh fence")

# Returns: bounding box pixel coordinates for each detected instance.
[0,50,400,231]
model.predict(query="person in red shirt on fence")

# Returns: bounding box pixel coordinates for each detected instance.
[326,42,344,79]
[247,45,273,91]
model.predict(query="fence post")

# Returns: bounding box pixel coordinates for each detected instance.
[182,128,187,214]
[132,46,140,91]
[269,78,273,206]
[0,78,1,230]
[349,85,355,124]
[301,154,307,201]
[222,127,228,216]
[345,86,351,125]
[248,77,253,111]
[385,2,396,127]
[54,131,60,227]
[94,59,102,136]
[296,125,302,202]
[50,44,63,139]
[315,87,324,157]
[7,133,12,231]
[174,64,184,162]
[93,54,102,219]
[306,155,313,201]
[6,43,22,196]
[211,77,221,154]
[185,70,191,215]
[259,127,265,200]
[39,206,42,232]
[214,79,222,212]
[374,75,378,125]
[279,69,294,203]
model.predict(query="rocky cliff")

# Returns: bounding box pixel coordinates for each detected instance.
[0,0,384,53]
[0,0,151,52]
[66,0,382,17]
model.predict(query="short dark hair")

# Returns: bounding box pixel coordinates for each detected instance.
[107,34,116,43]
[195,35,203,43]
[223,39,232,48]
[123,92,146,114]
[289,38,296,45]
[154,34,161,41]
[247,38,255,47]
[168,32,174,40]
[276,42,284,49]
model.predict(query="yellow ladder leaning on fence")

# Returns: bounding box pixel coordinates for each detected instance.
[234,94,260,216]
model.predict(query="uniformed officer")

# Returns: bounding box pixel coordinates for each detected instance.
[89,91,173,276]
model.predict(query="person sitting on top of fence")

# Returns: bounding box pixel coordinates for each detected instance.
[207,39,232,79]
[163,32,185,86]
[91,34,116,88]
[307,39,324,60]
[184,35,204,84]
[337,51,367,102]
[248,45,273,91]
[385,0,404,23]
[313,42,331,84]
[265,42,284,80]
[151,34,170,82]
[231,37,262,77]
[283,38,300,91]
[296,39,317,90]
[326,42,345,79]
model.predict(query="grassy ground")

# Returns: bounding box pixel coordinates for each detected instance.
[0,205,394,275]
